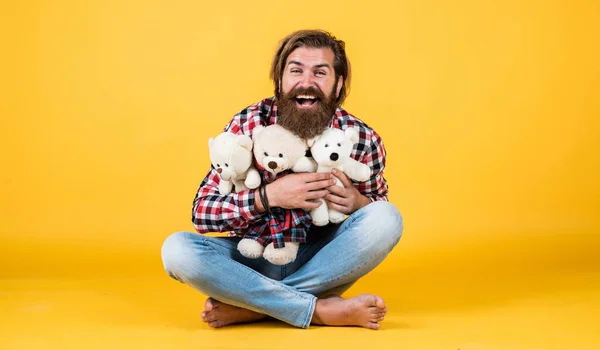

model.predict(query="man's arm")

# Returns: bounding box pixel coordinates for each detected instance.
[191,169,264,234]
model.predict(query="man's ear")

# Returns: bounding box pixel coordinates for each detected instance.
[335,76,343,99]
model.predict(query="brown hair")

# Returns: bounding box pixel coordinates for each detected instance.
[270,29,351,106]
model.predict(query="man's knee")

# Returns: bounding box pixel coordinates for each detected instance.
[358,201,404,250]
[161,231,196,280]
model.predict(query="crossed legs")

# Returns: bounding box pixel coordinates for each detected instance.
[161,201,403,329]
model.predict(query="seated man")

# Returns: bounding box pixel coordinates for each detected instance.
[161,29,404,330]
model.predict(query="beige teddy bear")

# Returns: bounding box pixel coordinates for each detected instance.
[208,131,261,195]
[237,124,316,265]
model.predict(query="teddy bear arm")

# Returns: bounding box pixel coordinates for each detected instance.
[244,166,261,189]
[342,159,371,182]
[218,179,233,195]
[292,156,317,173]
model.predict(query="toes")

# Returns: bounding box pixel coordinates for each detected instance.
[374,296,386,309]
[205,312,219,323]
[205,297,216,312]
[369,307,386,316]
[208,320,223,328]
[201,311,208,322]
[369,310,386,322]
[366,322,381,330]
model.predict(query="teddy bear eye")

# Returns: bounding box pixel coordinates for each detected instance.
[337,143,341,147]
[278,153,283,158]
[325,144,329,148]
[264,152,268,157]
[216,164,220,167]
[225,163,229,167]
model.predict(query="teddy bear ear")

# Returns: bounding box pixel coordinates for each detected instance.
[345,128,360,144]
[236,134,253,151]
[252,125,265,141]
[307,135,320,147]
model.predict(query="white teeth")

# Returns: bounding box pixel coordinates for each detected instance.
[297,95,316,99]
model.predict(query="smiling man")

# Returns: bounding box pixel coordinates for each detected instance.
[161,29,404,330]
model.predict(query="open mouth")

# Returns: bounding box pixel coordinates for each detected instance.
[295,94,318,108]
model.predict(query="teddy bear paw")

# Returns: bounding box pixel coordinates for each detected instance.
[329,211,345,223]
[311,217,330,226]
[237,238,265,259]
[263,242,299,265]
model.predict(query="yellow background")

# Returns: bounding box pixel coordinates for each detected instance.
[2,0,599,349]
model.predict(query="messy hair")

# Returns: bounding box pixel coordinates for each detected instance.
[270,29,351,106]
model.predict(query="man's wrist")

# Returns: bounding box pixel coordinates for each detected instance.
[264,183,277,208]
[254,188,265,213]
[254,184,276,214]
[357,194,370,211]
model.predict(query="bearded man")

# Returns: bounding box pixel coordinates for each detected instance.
[161,29,403,330]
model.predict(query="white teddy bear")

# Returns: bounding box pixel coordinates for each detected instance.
[237,124,316,265]
[308,127,371,226]
[208,132,261,195]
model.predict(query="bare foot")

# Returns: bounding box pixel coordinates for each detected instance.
[311,294,387,330]
[200,297,266,328]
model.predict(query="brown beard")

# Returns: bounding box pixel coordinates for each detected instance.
[276,85,338,140]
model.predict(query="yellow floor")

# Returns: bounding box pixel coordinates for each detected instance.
[2,233,599,350]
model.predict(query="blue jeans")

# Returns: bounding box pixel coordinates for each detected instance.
[161,201,403,329]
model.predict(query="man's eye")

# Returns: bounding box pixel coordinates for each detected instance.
[315,71,325,76]
[291,69,301,73]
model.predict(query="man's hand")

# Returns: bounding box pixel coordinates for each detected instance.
[264,172,337,211]
[324,168,370,215]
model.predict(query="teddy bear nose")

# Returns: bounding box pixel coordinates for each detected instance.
[330,153,339,161]
[217,168,222,173]
[268,161,278,169]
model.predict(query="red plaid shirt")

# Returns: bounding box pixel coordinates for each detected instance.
[191,97,389,238]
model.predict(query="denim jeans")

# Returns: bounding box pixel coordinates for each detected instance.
[161,201,403,329]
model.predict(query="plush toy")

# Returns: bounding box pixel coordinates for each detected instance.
[307,127,371,226]
[237,124,316,265]
[208,132,261,195]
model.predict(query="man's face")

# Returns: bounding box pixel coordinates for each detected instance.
[276,46,343,140]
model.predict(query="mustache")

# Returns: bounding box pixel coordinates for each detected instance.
[285,86,327,101]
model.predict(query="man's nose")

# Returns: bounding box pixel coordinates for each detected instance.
[299,73,315,87]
